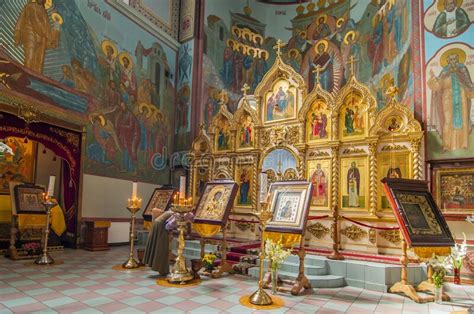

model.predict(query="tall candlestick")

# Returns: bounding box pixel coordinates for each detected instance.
[47,176,55,197]
[259,172,268,203]
[179,176,186,200]
[132,181,138,199]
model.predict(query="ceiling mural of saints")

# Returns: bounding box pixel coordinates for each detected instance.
[0,0,177,183]
[202,0,414,124]
[424,0,473,39]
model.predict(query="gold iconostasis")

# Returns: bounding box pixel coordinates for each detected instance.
[189,49,423,255]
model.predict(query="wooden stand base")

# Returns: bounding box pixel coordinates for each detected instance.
[389,281,433,303]
[262,272,311,296]
[199,224,233,279]
[416,280,450,301]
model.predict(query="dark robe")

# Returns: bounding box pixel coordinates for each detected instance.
[143,211,174,274]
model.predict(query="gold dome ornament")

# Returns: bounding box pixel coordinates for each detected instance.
[243,5,252,16]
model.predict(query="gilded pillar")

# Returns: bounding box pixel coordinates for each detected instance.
[410,137,422,180]
[368,141,378,216]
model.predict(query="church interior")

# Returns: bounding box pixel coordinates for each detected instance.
[0,0,474,313]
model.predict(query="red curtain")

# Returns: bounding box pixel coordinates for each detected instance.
[0,112,81,236]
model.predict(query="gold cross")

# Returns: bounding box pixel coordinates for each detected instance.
[273,39,285,57]
[312,64,322,86]
[347,54,359,77]
[241,83,250,97]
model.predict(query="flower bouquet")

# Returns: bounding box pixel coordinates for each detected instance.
[448,233,467,285]
[21,242,41,256]
[202,253,217,273]
[429,255,452,304]
[264,238,292,294]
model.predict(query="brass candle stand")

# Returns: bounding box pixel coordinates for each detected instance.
[35,195,56,265]
[167,203,194,284]
[122,197,142,269]
[249,200,274,306]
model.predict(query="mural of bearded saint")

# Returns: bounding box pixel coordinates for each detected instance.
[428,49,474,151]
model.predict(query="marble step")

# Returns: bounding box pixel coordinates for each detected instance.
[248,267,345,288]
[262,260,327,276]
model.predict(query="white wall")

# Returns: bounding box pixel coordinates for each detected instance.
[81,174,162,219]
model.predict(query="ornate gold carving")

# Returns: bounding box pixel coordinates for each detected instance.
[283,168,298,180]
[261,125,299,147]
[381,144,408,151]
[379,229,401,244]
[341,224,367,241]
[191,124,212,156]
[307,222,330,239]
[368,142,377,216]
[410,137,423,180]
[369,228,377,244]
[234,221,254,232]
[331,146,339,212]
[308,150,330,158]
[342,147,365,155]
[17,103,40,124]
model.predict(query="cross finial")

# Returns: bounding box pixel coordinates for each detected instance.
[273,39,285,57]
[241,83,250,98]
[347,54,359,78]
[312,64,322,86]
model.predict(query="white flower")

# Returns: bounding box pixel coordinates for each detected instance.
[264,238,292,269]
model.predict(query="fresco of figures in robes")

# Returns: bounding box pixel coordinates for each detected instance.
[0,0,176,183]
[202,0,414,125]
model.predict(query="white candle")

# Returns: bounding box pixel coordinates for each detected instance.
[259,172,268,203]
[132,181,138,198]
[47,175,55,196]
[179,176,186,200]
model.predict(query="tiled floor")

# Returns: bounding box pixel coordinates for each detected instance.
[1,246,473,313]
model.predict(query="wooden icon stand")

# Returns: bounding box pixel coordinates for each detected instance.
[261,234,310,296]
[199,223,233,278]
[389,234,433,303]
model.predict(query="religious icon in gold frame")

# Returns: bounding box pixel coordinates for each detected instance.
[235,164,253,207]
[377,152,411,210]
[194,180,238,227]
[340,156,368,210]
[13,183,45,214]
[214,117,232,152]
[433,167,474,214]
[143,187,175,221]
[263,79,297,124]
[307,159,331,210]
[265,181,313,234]
[339,92,366,139]
[236,113,255,149]
[193,166,210,201]
[382,178,454,247]
[306,99,330,142]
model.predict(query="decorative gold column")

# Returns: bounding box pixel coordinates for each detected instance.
[368,141,378,217]
[122,197,142,269]
[35,195,56,265]
[410,137,422,180]
[328,146,344,260]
